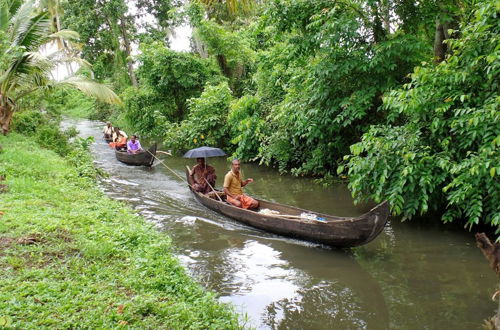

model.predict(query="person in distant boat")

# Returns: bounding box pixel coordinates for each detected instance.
[189,158,216,194]
[127,135,143,154]
[223,159,259,209]
[109,127,127,150]
[103,122,113,140]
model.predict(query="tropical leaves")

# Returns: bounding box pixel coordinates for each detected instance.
[59,76,122,105]
[0,0,120,134]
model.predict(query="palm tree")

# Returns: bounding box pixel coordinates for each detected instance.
[0,0,121,135]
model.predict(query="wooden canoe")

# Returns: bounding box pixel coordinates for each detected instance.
[115,143,157,167]
[186,169,389,248]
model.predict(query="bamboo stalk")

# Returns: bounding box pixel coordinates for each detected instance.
[146,150,188,183]
[265,213,328,222]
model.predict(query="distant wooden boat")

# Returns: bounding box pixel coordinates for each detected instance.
[115,143,157,167]
[186,168,389,248]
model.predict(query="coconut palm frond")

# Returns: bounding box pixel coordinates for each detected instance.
[45,50,91,69]
[9,0,34,42]
[7,0,23,16]
[1,51,52,90]
[49,29,79,41]
[14,11,50,50]
[18,69,50,90]
[58,76,122,105]
[25,51,51,64]
[1,53,31,89]
[0,2,9,32]
[75,57,91,68]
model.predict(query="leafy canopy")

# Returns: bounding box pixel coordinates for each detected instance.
[343,0,499,230]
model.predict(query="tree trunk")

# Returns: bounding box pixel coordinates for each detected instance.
[120,17,138,87]
[433,20,448,63]
[0,100,14,136]
[216,54,232,78]
[193,34,208,58]
[381,0,391,33]
[370,4,386,43]
[476,233,500,277]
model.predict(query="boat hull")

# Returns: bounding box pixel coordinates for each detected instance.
[115,143,157,167]
[186,170,388,248]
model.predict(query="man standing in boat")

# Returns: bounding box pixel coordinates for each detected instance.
[223,159,259,209]
[127,135,143,154]
[103,122,113,140]
[189,158,217,194]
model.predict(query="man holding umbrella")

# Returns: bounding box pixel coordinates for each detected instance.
[185,146,225,194]
[189,158,216,194]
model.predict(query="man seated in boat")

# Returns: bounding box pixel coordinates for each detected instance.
[103,122,113,140]
[189,158,216,194]
[223,159,259,209]
[109,127,128,150]
[127,135,143,154]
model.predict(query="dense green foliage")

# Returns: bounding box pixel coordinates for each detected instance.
[193,18,255,92]
[164,82,233,151]
[228,94,266,159]
[45,88,97,119]
[343,0,499,229]
[11,109,75,155]
[0,133,242,328]
[0,0,120,134]
[253,1,429,175]
[122,43,224,137]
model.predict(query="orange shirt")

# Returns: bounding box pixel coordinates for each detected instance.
[223,170,243,196]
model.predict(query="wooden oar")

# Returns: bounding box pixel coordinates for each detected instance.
[157,150,172,156]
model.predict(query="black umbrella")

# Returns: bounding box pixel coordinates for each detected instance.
[183,146,226,158]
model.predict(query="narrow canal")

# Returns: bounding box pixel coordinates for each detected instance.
[66,119,498,329]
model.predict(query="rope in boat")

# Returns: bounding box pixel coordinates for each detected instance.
[146,150,189,184]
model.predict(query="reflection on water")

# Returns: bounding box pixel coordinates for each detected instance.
[64,119,498,329]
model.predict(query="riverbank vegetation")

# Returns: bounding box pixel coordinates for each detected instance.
[0,132,242,328]
[2,0,498,232]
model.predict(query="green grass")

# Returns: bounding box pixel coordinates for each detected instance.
[0,133,243,328]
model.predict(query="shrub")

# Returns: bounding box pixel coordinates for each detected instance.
[164,82,233,153]
[45,88,96,119]
[343,0,500,230]
[122,86,176,138]
[228,95,267,160]
[35,125,70,156]
[11,110,47,135]
[66,136,105,179]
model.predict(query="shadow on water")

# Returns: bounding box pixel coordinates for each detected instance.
[63,118,498,330]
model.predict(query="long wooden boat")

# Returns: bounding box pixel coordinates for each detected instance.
[115,143,157,167]
[186,168,389,248]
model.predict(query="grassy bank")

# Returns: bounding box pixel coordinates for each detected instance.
[0,133,242,328]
